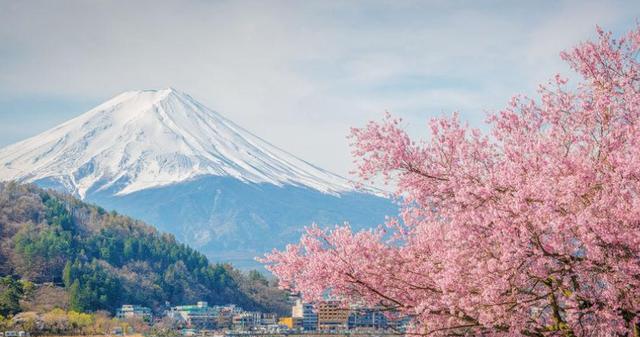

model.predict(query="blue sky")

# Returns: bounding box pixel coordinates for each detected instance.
[1,0,639,176]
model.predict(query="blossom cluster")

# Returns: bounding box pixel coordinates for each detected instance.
[263,26,640,336]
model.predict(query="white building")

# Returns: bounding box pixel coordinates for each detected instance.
[116,305,152,322]
[292,298,317,331]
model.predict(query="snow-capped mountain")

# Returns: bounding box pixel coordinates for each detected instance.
[0,89,395,268]
[0,88,357,198]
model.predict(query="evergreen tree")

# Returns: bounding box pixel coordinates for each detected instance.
[0,276,23,317]
[62,261,73,288]
[68,279,82,312]
[0,183,289,314]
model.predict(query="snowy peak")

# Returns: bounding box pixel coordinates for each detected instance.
[0,88,358,198]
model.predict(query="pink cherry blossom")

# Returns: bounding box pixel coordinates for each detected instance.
[262,26,640,336]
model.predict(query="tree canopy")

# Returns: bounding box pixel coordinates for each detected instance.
[264,26,640,336]
[0,182,288,315]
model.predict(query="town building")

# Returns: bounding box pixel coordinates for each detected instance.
[278,317,303,330]
[168,301,217,329]
[260,313,278,325]
[231,311,278,330]
[116,304,152,322]
[232,312,256,330]
[317,301,350,331]
[348,307,388,330]
[291,298,317,331]
[211,304,242,329]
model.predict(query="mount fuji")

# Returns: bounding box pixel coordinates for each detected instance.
[0,88,395,268]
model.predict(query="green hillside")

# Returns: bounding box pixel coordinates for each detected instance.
[0,182,288,316]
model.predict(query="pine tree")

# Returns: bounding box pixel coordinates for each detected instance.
[62,261,72,288]
[0,276,24,317]
[68,279,82,312]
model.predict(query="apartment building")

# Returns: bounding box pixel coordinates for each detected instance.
[317,301,350,331]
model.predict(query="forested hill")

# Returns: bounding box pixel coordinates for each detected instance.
[0,182,288,315]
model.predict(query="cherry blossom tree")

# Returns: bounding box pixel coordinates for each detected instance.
[262,26,640,336]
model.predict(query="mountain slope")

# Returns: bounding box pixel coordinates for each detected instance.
[0,88,357,198]
[87,175,394,267]
[0,182,289,314]
[0,89,395,268]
